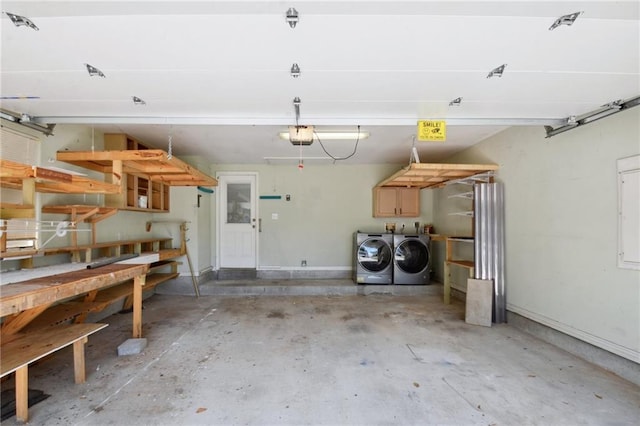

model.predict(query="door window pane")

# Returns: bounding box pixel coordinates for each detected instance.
[227,183,251,223]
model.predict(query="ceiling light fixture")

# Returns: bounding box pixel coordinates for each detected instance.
[487,64,507,78]
[285,7,299,28]
[290,63,301,78]
[549,11,582,31]
[5,12,38,30]
[85,63,105,78]
[449,97,463,106]
[279,130,370,141]
[132,96,146,105]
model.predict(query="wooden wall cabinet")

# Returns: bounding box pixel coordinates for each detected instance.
[104,134,170,212]
[372,187,420,217]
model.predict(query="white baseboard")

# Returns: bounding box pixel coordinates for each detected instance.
[507,303,639,363]
[258,266,353,271]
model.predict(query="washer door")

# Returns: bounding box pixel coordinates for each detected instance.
[394,239,429,273]
[358,238,392,272]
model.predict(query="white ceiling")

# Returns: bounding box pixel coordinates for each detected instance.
[1,1,638,164]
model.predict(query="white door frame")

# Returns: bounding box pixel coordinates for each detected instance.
[215,171,259,270]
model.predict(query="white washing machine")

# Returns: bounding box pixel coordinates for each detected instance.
[393,234,431,285]
[354,231,394,284]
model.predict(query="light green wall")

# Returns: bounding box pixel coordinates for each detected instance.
[211,163,434,269]
[433,108,640,362]
[6,125,438,274]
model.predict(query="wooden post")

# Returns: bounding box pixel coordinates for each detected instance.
[444,261,451,305]
[1,221,7,254]
[132,274,146,338]
[73,337,88,384]
[180,222,187,255]
[15,365,29,422]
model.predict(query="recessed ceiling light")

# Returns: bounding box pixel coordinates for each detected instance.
[549,11,582,31]
[85,63,105,78]
[290,63,301,78]
[285,7,299,28]
[449,97,463,106]
[4,12,38,30]
[487,64,507,78]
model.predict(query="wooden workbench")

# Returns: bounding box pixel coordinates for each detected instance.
[0,263,149,338]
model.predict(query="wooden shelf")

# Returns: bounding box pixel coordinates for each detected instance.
[42,205,118,223]
[446,259,475,269]
[444,236,475,304]
[1,203,35,219]
[376,163,498,189]
[56,149,218,187]
[0,159,120,194]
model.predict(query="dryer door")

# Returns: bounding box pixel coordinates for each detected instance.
[358,238,392,272]
[394,239,429,273]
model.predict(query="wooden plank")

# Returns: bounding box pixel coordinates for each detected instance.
[57,149,168,165]
[121,272,179,311]
[56,149,218,187]
[376,163,499,189]
[0,203,35,219]
[133,274,146,338]
[42,205,118,223]
[21,300,94,331]
[36,176,120,194]
[446,260,475,268]
[73,337,88,384]
[0,160,36,179]
[0,323,108,377]
[0,263,149,316]
[1,303,52,335]
[159,248,182,261]
[22,283,134,331]
[34,166,73,183]
[15,366,28,422]
[0,160,119,194]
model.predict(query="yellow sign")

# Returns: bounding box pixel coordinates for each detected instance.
[417,120,446,142]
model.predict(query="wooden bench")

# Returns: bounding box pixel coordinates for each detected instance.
[1,323,107,422]
[21,260,181,331]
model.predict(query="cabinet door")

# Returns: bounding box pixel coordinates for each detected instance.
[398,188,419,217]
[373,187,398,217]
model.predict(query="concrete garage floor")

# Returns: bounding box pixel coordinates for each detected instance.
[2,287,639,425]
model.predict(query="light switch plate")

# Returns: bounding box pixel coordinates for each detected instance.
[272,213,278,220]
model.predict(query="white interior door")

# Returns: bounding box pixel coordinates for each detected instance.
[218,174,257,268]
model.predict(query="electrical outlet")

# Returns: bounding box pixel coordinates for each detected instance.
[301,260,307,267]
